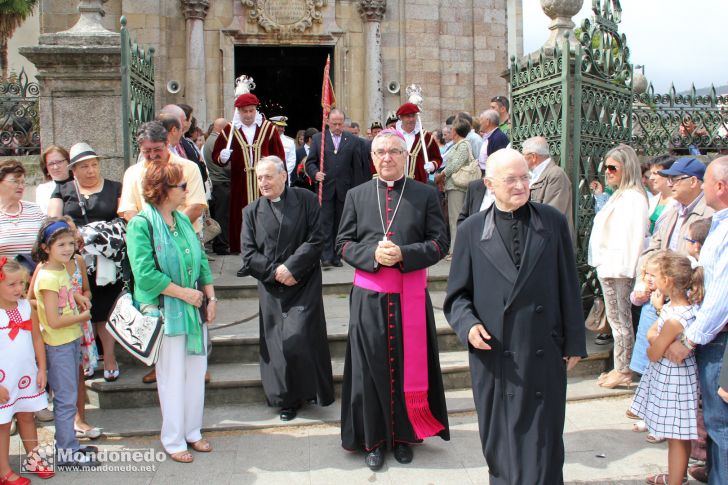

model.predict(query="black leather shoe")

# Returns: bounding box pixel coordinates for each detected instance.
[237,267,250,277]
[321,260,333,269]
[365,447,384,470]
[280,408,297,421]
[214,249,230,256]
[393,443,413,464]
[332,260,343,267]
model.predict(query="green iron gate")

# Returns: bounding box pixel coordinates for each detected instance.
[120,16,155,168]
[510,0,632,305]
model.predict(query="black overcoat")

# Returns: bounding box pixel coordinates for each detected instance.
[240,187,334,408]
[335,177,450,451]
[443,202,586,485]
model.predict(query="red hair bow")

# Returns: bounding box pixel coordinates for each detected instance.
[0,256,7,281]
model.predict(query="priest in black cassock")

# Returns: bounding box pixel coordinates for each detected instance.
[336,129,450,471]
[444,149,586,485]
[240,156,334,421]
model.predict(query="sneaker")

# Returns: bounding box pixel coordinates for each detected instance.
[35,408,54,422]
[56,451,101,469]
[594,333,613,345]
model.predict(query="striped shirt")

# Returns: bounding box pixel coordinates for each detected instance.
[686,207,728,344]
[0,201,45,257]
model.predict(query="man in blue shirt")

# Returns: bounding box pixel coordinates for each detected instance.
[666,156,728,485]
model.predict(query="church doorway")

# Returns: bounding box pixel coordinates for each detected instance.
[234,45,334,139]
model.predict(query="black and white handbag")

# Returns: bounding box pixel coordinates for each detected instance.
[106,217,165,366]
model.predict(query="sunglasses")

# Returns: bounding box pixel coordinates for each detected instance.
[605,164,619,173]
[168,182,188,191]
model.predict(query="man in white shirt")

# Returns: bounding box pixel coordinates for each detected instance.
[270,115,297,183]
[521,136,573,232]
[477,110,509,174]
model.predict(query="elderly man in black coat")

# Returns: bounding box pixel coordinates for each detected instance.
[444,148,586,485]
[241,156,334,422]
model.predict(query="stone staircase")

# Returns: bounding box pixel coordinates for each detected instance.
[82,256,620,435]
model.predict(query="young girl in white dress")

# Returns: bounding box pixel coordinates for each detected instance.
[0,258,53,484]
[629,251,704,485]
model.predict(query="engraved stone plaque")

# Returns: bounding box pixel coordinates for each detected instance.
[242,0,325,35]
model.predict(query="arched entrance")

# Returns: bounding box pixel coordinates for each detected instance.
[234,45,334,137]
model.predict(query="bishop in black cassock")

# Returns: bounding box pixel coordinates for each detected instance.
[336,129,450,471]
[241,156,334,421]
[444,149,586,485]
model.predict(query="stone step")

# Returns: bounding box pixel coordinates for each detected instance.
[77,378,633,438]
[88,341,610,410]
[113,292,611,377]
[208,255,451,299]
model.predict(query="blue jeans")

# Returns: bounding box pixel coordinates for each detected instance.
[696,332,728,485]
[629,303,658,375]
[46,339,81,455]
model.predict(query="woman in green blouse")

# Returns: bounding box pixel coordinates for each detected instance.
[126,162,216,464]
[436,118,474,258]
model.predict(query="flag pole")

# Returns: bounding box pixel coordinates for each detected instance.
[319,55,335,206]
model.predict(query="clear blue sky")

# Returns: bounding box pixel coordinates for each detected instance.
[522,0,728,92]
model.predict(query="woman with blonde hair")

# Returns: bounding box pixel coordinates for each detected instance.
[588,144,649,389]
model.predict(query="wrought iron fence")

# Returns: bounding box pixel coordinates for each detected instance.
[120,16,155,168]
[632,85,728,156]
[0,68,40,156]
[510,0,633,306]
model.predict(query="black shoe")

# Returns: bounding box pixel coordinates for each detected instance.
[321,260,333,269]
[594,333,613,345]
[78,445,99,455]
[393,443,413,464]
[56,449,100,469]
[280,408,297,421]
[365,447,384,470]
[332,260,343,267]
[215,248,230,256]
[237,267,250,277]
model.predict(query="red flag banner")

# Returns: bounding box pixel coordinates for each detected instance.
[319,55,336,205]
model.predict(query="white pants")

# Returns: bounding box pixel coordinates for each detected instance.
[155,326,208,454]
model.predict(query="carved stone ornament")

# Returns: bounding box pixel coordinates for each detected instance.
[241,0,325,36]
[181,0,210,21]
[357,0,386,22]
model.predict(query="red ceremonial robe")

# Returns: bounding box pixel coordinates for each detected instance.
[407,131,442,183]
[212,120,285,253]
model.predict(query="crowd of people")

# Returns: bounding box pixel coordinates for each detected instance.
[0,90,726,485]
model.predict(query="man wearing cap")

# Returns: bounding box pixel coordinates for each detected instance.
[638,156,713,267]
[385,112,398,129]
[211,93,285,254]
[396,103,442,184]
[270,116,297,183]
[305,109,366,267]
[370,121,383,139]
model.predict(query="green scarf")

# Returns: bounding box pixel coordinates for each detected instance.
[140,205,204,355]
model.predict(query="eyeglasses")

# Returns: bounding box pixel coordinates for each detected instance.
[667,175,692,186]
[494,175,530,187]
[3,178,25,186]
[683,236,698,244]
[605,164,619,173]
[373,148,405,157]
[140,146,167,157]
[46,159,68,168]
[168,182,188,191]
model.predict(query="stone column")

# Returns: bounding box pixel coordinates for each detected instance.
[181,0,209,127]
[19,0,125,180]
[358,1,386,126]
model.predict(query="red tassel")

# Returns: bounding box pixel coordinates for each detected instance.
[405,390,444,439]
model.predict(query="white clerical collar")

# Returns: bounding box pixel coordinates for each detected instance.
[382,175,405,187]
[272,196,281,202]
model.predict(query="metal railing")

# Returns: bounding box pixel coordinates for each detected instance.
[0,68,40,156]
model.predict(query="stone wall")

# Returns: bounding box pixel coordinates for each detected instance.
[36,0,513,133]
